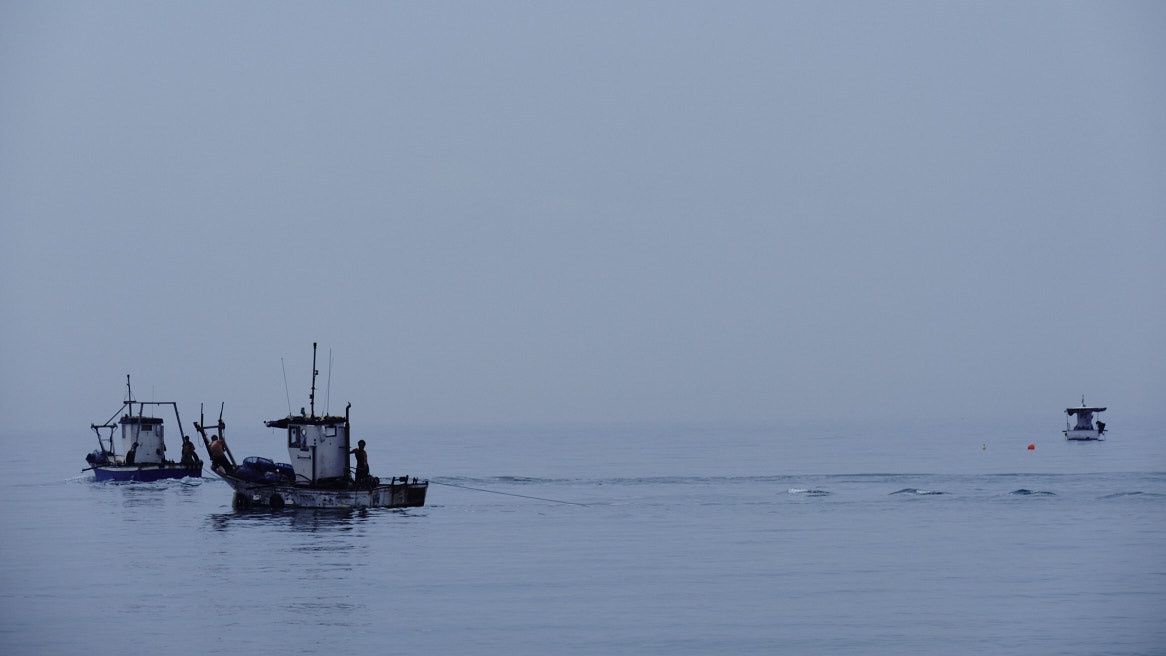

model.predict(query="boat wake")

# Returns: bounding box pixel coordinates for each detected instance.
[890,488,946,496]
[78,475,206,488]
[787,488,831,496]
[1009,489,1056,496]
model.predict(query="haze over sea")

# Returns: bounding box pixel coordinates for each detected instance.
[3,2,1165,654]
[2,417,1163,655]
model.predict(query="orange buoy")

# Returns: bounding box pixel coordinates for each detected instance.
[1027,443,1035,450]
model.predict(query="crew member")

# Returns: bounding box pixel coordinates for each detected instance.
[180,438,201,470]
[350,439,369,484]
[208,435,232,472]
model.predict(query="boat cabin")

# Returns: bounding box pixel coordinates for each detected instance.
[265,404,351,485]
[119,415,166,464]
[1067,406,1105,431]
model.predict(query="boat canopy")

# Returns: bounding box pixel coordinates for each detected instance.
[265,414,347,428]
[120,415,162,425]
[1066,407,1106,414]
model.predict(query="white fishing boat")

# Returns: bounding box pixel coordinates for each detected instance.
[1064,396,1107,441]
[202,344,427,510]
[85,376,203,481]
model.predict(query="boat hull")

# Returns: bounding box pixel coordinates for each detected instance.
[92,464,203,482]
[1064,429,1104,441]
[219,472,427,509]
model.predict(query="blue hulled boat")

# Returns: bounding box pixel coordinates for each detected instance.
[86,376,202,481]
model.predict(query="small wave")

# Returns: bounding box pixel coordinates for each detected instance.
[787,488,831,496]
[890,488,946,496]
[1101,491,1143,499]
[1010,489,1055,496]
[1100,491,1166,500]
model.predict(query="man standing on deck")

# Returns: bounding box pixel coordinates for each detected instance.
[350,439,369,484]
[180,438,201,471]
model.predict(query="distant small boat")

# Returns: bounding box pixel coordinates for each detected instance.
[202,343,427,510]
[85,376,203,481]
[1064,396,1107,441]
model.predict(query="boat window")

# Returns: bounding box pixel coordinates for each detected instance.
[141,424,152,432]
[288,427,302,449]
[325,426,336,437]
[157,425,163,438]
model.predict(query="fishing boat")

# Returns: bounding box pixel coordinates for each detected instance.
[85,376,203,481]
[1064,396,1108,441]
[202,344,427,510]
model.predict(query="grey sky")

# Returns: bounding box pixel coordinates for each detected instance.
[2,2,1164,434]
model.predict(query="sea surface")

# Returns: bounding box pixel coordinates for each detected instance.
[2,418,1164,655]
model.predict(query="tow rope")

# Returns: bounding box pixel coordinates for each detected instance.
[430,480,589,506]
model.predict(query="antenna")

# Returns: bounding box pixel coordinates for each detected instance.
[309,342,318,417]
[281,357,292,415]
[325,348,333,415]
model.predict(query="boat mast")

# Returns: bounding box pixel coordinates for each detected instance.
[309,342,318,417]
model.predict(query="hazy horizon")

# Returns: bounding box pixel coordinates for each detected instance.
[3,2,1164,435]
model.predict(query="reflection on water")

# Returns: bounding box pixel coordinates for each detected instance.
[206,506,424,533]
[83,476,208,511]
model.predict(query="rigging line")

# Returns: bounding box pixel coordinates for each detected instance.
[430,480,589,507]
[281,357,292,415]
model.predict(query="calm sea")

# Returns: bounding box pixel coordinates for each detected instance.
[2,418,1164,655]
